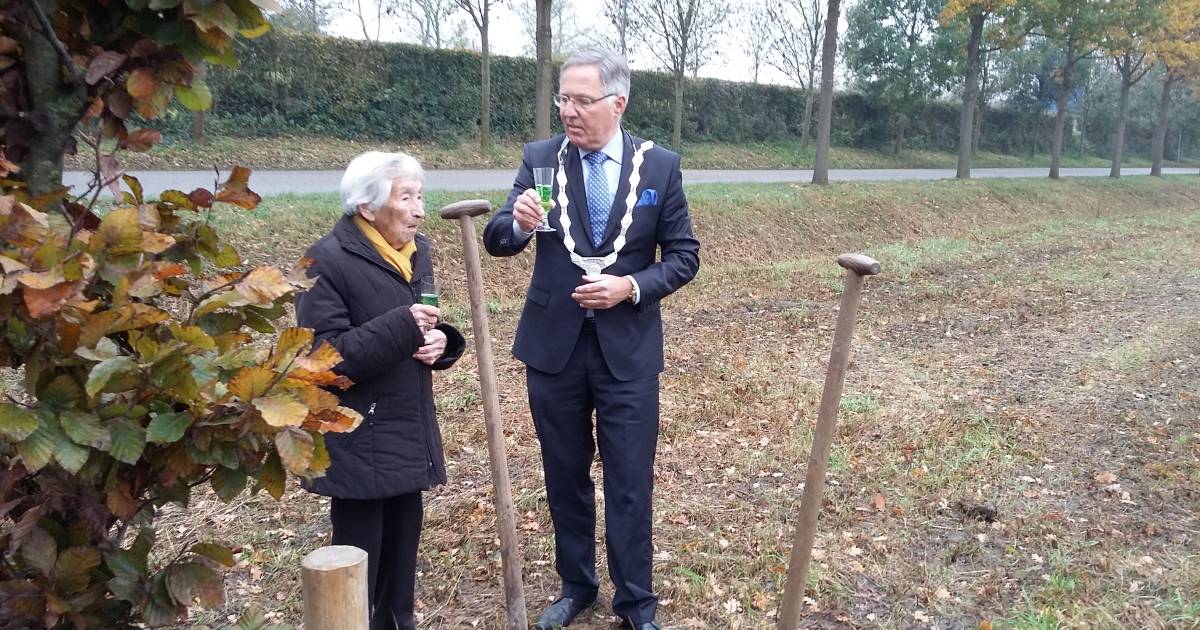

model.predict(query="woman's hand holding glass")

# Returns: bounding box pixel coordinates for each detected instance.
[409,303,439,332]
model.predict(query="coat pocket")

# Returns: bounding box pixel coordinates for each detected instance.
[526,285,550,306]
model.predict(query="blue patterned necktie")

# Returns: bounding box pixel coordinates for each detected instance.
[584,150,610,247]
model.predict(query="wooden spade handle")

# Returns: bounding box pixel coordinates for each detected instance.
[837,253,881,276]
[440,199,492,220]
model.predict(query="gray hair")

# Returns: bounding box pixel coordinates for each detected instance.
[560,48,630,99]
[340,151,424,216]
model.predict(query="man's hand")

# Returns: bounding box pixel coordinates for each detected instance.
[412,329,447,365]
[409,304,440,332]
[572,274,633,310]
[513,189,545,233]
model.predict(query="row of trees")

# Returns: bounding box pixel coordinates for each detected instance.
[271,0,1199,184]
[842,0,1200,180]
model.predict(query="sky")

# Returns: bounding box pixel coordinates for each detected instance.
[325,0,850,88]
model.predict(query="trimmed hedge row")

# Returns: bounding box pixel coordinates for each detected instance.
[154,31,1164,156]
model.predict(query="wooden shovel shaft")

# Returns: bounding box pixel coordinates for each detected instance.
[455,214,528,629]
[778,261,875,629]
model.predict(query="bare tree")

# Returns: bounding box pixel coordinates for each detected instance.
[402,0,459,47]
[272,0,337,32]
[810,0,842,185]
[633,0,730,147]
[454,0,505,146]
[517,0,584,58]
[345,0,397,40]
[738,1,772,83]
[536,0,554,139]
[765,0,824,148]
[605,0,635,57]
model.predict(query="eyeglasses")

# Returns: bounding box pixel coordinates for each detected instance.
[552,93,617,109]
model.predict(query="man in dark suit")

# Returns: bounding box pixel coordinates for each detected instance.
[483,49,700,630]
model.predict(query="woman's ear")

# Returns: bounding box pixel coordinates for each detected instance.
[358,205,376,222]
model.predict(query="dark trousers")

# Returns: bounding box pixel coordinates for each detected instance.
[527,323,660,625]
[330,493,423,630]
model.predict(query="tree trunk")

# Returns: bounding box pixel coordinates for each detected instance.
[1029,117,1038,157]
[1049,47,1074,180]
[534,0,553,140]
[480,23,492,147]
[812,0,842,185]
[1150,74,1174,177]
[893,113,906,156]
[672,67,684,148]
[972,98,983,156]
[799,87,816,151]
[1109,74,1131,178]
[17,0,89,209]
[955,13,984,179]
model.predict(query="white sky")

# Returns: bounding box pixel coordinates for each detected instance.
[327,0,851,87]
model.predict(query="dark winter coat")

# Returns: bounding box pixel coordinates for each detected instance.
[296,214,465,500]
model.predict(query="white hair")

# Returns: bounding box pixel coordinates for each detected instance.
[561,48,631,99]
[340,151,424,216]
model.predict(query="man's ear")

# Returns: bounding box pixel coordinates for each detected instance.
[613,95,628,117]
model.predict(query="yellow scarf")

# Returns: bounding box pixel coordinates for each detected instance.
[354,215,416,281]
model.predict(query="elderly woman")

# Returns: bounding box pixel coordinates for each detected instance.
[296,151,465,630]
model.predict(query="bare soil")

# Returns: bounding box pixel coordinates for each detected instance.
[170,178,1199,629]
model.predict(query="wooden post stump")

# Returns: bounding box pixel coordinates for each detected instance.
[302,545,369,630]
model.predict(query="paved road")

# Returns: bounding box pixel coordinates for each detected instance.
[63,166,1196,196]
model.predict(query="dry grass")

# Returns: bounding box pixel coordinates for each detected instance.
[146,175,1200,628]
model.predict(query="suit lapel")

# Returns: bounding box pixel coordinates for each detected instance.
[600,132,635,250]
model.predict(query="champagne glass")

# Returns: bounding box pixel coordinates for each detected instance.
[532,167,556,232]
[418,275,438,307]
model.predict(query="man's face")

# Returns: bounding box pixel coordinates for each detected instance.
[360,176,424,248]
[558,64,626,152]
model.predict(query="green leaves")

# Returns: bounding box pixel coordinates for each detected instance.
[61,411,109,449]
[211,466,248,502]
[110,418,147,465]
[17,422,55,471]
[0,403,39,440]
[174,81,213,111]
[85,356,140,396]
[147,411,191,443]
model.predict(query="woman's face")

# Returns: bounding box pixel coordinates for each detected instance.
[360,177,424,248]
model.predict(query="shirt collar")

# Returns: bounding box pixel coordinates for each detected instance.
[578,127,624,165]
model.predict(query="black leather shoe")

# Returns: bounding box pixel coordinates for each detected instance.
[533,597,595,629]
[620,621,662,630]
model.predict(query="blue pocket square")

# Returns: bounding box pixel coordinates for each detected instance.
[636,188,658,206]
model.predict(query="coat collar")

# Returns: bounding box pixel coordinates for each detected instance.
[332,214,428,284]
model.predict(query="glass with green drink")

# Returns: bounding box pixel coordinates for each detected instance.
[418,275,438,307]
[532,167,556,232]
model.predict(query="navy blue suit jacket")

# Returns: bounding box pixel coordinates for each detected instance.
[483,130,700,381]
